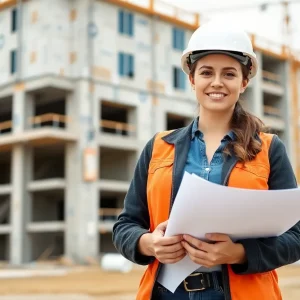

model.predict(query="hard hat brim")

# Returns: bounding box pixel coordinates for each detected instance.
[182,50,258,79]
[188,50,250,67]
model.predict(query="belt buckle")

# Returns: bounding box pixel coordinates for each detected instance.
[183,272,206,292]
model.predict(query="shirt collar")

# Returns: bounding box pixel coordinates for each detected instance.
[191,117,235,141]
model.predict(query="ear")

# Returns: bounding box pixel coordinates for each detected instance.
[189,74,195,87]
[240,78,249,94]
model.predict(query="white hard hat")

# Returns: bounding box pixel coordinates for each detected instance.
[181,22,258,79]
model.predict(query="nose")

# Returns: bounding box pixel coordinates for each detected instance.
[211,75,224,88]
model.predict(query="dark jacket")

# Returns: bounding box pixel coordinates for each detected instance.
[113,121,300,296]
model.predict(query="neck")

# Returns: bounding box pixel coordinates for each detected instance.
[198,107,234,137]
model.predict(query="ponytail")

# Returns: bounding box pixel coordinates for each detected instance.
[224,102,266,162]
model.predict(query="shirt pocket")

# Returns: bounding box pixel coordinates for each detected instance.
[148,159,173,174]
[235,163,269,179]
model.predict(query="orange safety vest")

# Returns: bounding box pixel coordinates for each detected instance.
[137,131,282,300]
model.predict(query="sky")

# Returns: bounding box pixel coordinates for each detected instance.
[163,0,300,53]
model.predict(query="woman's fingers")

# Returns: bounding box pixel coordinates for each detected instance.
[158,235,183,246]
[156,242,183,254]
[158,248,186,264]
[182,240,207,259]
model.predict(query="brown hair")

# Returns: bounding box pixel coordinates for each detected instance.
[190,62,266,163]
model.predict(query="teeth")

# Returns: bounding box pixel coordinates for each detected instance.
[208,93,225,98]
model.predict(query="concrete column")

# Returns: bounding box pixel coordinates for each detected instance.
[65,80,99,262]
[283,61,294,165]
[11,86,33,264]
[252,51,264,119]
[10,146,32,264]
[65,142,79,260]
[12,89,34,132]
[12,89,26,133]
[154,105,165,132]
[127,108,137,138]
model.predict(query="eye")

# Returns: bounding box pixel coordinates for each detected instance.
[200,70,212,76]
[225,72,235,77]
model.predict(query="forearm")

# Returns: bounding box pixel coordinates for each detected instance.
[231,136,300,274]
[232,222,300,274]
[113,221,154,265]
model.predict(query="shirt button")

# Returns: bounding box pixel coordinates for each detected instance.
[205,167,210,172]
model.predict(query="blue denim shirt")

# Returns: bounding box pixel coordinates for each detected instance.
[184,118,235,272]
[185,118,235,185]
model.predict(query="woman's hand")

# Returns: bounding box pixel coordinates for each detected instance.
[138,220,186,264]
[182,233,246,268]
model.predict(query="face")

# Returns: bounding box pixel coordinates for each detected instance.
[189,54,249,114]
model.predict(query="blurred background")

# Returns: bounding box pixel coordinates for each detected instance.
[0,0,299,299]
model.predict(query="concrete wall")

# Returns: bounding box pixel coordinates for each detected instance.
[0,4,18,83]
[30,232,64,260]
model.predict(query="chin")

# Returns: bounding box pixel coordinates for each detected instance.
[203,105,232,113]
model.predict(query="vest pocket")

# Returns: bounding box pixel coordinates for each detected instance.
[148,160,173,174]
[235,163,269,179]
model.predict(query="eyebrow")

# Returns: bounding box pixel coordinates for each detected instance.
[198,66,238,71]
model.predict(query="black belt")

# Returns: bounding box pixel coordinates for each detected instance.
[182,272,223,292]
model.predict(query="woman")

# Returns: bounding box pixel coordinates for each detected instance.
[112,22,300,300]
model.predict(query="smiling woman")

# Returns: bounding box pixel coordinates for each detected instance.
[113,21,300,300]
[188,53,264,162]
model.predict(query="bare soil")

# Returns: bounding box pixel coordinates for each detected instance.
[0,265,298,299]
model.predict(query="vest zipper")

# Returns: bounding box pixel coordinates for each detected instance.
[221,160,237,300]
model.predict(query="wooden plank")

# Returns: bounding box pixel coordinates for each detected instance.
[0,121,12,131]
[262,70,281,83]
[29,113,70,125]
[263,105,281,117]
[100,119,136,132]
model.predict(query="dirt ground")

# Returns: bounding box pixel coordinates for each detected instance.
[0,265,298,299]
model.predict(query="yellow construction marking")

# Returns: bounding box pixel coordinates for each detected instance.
[69,8,77,21]
[14,82,25,91]
[30,51,37,63]
[31,10,38,23]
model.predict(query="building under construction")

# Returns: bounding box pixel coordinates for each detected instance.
[0,0,299,265]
